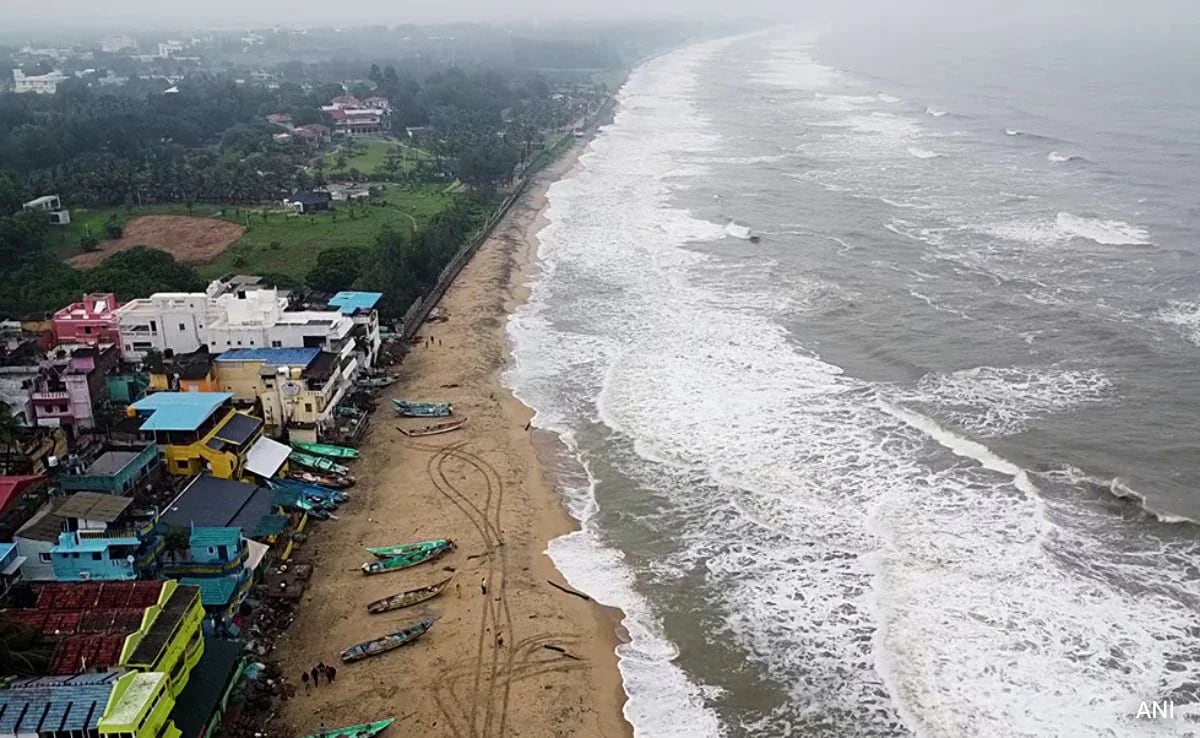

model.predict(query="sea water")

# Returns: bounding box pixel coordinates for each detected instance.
[507,21,1200,738]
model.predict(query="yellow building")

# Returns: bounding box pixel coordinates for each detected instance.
[120,580,206,697]
[211,347,347,443]
[99,671,181,738]
[128,392,290,480]
[147,349,220,393]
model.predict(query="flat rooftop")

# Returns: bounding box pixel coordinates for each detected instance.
[129,584,198,665]
[131,392,232,431]
[82,449,143,476]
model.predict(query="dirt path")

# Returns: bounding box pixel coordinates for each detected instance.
[68,215,245,268]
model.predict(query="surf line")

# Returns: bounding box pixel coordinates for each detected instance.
[877,399,1053,530]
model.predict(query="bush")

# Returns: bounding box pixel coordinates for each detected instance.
[80,235,100,251]
[104,222,124,239]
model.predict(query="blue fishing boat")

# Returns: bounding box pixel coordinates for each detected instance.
[392,400,453,418]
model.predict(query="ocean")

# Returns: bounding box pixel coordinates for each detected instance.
[507,21,1200,738]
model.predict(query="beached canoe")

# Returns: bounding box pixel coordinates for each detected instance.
[292,440,360,460]
[397,418,467,437]
[285,468,355,489]
[289,451,350,476]
[361,541,455,575]
[301,718,395,738]
[340,618,433,663]
[367,577,452,614]
[367,538,453,559]
[392,400,453,418]
[356,375,397,389]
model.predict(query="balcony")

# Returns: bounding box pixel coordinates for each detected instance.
[32,390,70,401]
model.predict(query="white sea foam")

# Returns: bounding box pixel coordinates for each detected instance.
[877,93,901,103]
[1156,301,1200,346]
[1005,128,1023,136]
[906,147,941,159]
[903,365,1114,437]
[1055,212,1152,245]
[925,107,949,117]
[512,33,1200,738]
[724,221,754,240]
[1048,150,1083,163]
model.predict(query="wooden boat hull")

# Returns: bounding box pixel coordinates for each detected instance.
[397,418,467,437]
[285,470,355,489]
[361,542,454,575]
[290,451,350,476]
[301,718,395,738]
[340,618,433,663]
[392,400,453,418]
[367,538,453,559]
[292,441,360,459]
[367,577,452,614]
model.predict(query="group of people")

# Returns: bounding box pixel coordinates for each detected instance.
[301,661,337,692]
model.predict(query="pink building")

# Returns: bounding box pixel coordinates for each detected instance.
[52,293,121,348]
[30,344,118,434]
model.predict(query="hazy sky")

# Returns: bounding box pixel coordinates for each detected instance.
[0,0,1194,32]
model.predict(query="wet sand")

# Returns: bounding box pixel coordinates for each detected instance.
[276,144,631,738]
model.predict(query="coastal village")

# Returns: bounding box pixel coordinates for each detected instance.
[0,28,638,738]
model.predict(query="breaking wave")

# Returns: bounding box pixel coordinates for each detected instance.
[1055,212,1152,245]
[906,147,941,159]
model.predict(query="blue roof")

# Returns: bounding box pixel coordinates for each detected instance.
[329,291,383,314]
[179,577,239,607]
[215,347,320,366]
[189,527,241,548]
[0,542,15,558]
[131,392,233,431]
[0,681,116,733]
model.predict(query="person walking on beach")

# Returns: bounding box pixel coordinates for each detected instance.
[456,582,461,598]
[481,578,488,596]
[326,665,337,684]
[301,671,310,693]
[310,666,320,686]
[317,661,328,683]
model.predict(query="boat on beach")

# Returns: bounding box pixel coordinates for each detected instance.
[356,375,398,389]
[393,400,453,417]
[291,440,360,459]
[289,451,351,476]
[361,541,455,575]
[301,718,395,738]
[367,538,453,559]
[396,418,467,437]
[284,468,355,489]
[340,618,433,663]
[367,577,453,614]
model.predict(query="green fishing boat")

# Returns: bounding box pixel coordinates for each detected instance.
[292,440,360,460]
[289,451,350,476]
[302,717,395,738]
[361,541,455,575]
[367,538,453,559]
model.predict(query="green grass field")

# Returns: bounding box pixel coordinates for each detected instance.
[322,138,432,178]
[53,185,452,280]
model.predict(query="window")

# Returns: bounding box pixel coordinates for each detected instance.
[91,552,101,561]
[249,339,255,345]
[176,460,189,470]
[84,326,92,335]
[271,340,282,348]
[305,403,313,413]
[226,341,231,346]
[236,340,242,346]
[38,553,51,563]
[59,405,68,413]
[178,323,186,331]
[150,320,157,332]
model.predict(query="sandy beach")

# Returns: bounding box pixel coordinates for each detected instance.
[276,143,631,738]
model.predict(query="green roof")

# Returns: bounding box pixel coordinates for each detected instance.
[188,527,241,549]
[179,577,238,607]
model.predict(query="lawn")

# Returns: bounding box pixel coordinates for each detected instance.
[321,138,432,178]
[197,185,451,280]
[52,184,452,281]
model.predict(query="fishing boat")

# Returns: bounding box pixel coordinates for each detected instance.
[356,375,397,389]
[289,451,350,476]
[285,468,355,489]
[367,577,452,614]
[367,538,453,559]
[292,440,360,460]
[340,618,433,663]
[302,718,395,738]
[392,400,453,418]
[397,418,467,437]
[361,541,455,575]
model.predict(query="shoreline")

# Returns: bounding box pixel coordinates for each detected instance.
[275,134,633,738]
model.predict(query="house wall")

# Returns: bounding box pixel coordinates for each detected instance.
[211,361,266,403]
[13,536,54,580]
[65,374,95,429]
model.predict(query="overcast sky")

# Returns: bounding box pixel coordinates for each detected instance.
[0,0,1194,32]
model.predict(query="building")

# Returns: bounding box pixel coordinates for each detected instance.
[0,674,123,738]
[53,293,122,347]
[23,194,71,224]
[116,279,360,369]
[148,348,219,393]
[328,291,383,368]
[128,392,289,480]
[46,493,162,582]
[102,35,136,53]
[212,347,350,442]
[283,191,331,213]
[0,474,48,540]
[60,443,162,496]
[0,541,26,596]
[30,344,119,433]
[321,95,389,137]
[292,123,331,145]
[12,69,69,95]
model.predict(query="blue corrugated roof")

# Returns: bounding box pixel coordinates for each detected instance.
[215,347,320,365]
[179,577,239,606]
[329,291,383,314]
[131,392,232,431]
[189,527,241,548]
[0,682,114,732]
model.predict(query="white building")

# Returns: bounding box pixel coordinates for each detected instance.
[101,35,136,53]
[116,280,362,375]
[157,40,185,58]
[12,69,68,95]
